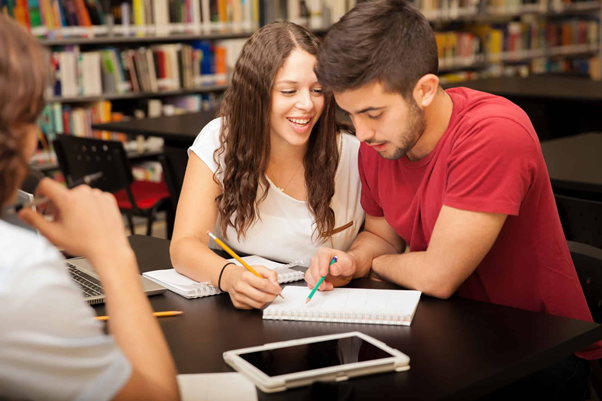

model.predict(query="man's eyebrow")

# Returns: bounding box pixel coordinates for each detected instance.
[355,106,386,115]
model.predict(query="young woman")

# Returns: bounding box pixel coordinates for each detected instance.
[170,22,365,310]
[0,16,179,400]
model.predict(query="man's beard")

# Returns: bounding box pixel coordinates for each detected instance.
[382,101,426,161]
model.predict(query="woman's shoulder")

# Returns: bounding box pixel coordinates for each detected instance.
[338,131,360,163]
[190,117,223,155]
[198,117,223,139]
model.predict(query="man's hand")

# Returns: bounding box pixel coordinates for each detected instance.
[305,248,358,291]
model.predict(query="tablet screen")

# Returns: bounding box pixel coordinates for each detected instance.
[239,335,394,377]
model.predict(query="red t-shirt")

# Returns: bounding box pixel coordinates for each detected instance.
[358,87,602,359]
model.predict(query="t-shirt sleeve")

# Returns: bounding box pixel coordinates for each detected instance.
[188,117,223,176]
[358,146,384,217]
[0,243,132,401]
[444,117,539,216]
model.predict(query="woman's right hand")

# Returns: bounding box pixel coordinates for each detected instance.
[221,265,282,309]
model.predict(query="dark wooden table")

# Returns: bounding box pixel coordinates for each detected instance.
[444,75,602,101]
[541,132,602,198]
[94,235,602,401]
[92,111,215,145]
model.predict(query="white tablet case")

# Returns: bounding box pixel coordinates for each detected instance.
[223,331,410,393]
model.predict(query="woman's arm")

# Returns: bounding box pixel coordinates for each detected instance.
[170,153,282,309]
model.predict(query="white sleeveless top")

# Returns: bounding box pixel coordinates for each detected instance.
[189,118,365,265]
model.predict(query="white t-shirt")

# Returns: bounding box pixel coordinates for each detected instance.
[0,221,132,401]
[189,118,365,265]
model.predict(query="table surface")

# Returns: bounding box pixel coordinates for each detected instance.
[93,235,602,401]
[541,132,602,195]
[92,111,215,142]
[444,76,602,100]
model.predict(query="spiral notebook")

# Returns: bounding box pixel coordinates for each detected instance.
[263,286,422,326]
[143,256,305,299]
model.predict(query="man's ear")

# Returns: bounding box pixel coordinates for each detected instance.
[412,74,440,108]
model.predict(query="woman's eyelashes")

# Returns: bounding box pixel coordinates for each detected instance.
[278,88,323,96]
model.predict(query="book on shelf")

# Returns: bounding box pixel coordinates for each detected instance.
[436,18,599,70]
[3,0,351,37]
[45,41,227,99]
[417,0,600,20]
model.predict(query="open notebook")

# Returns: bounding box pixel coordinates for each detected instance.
[143,256,305,299]
[263,286,421,326]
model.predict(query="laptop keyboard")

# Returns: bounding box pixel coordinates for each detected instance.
[67,263,104,297]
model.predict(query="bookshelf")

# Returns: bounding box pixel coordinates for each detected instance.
[3,0,601,171]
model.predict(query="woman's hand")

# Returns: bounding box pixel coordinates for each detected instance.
[221,265,283,309]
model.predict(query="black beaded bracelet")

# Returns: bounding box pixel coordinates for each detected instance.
[218,262,236,292]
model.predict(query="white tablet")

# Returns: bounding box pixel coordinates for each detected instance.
[223,331,410,393]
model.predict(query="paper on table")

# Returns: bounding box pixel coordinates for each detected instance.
[177,372,257,401]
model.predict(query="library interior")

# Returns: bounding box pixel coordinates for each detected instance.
[2,0,602,400]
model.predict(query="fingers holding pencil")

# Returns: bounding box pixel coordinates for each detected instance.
[207,231,285,299]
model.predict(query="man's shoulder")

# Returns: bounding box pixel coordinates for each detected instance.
[450,87,534,134]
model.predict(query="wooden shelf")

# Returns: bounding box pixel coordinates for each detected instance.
[439,44,599,73]
[47,84,228,103]
[425,1,601,22]
[39,31,256,46]
[38,27,330,46]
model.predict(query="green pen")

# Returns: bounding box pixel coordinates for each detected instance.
[306,256,337,304]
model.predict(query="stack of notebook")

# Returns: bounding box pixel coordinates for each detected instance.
[143,256,305,299]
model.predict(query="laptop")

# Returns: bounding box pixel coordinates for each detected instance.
[3,190,166,304]
[67,257,166,305]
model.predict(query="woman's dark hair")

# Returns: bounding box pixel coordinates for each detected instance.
[0,15,46,207]
[216,21,343,241]
[316,0,438,99]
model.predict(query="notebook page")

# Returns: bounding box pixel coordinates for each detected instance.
[177,372,257,401]
[263,286,421,326]
[228,256,288,270]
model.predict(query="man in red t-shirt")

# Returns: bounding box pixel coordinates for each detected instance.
[307,0,602,398]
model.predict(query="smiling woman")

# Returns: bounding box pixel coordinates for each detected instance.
[169,21,365,311]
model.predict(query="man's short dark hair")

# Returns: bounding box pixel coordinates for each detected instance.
[316,0,438,99]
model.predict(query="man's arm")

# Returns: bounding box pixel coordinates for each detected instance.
[371,205,507,299]
[306,214,405,290]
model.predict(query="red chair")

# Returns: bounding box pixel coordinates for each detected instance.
[53,135,170,236]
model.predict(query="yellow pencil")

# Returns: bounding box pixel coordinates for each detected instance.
[207,231,284,299]
[95,311,183,321]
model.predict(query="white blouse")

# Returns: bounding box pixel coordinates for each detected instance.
[188,118,365,265]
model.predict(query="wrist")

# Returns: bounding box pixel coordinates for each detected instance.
[220,263,239,292]
[347,251,367,279]
[88,247,138,280]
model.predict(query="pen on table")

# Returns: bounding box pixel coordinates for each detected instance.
[206,231,284,299]
[5,172,104,216]
[306,256,337,304]
[95,311,184,321]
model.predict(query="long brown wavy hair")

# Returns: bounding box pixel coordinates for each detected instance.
[215,21,343,241]
[0,16,46,210]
